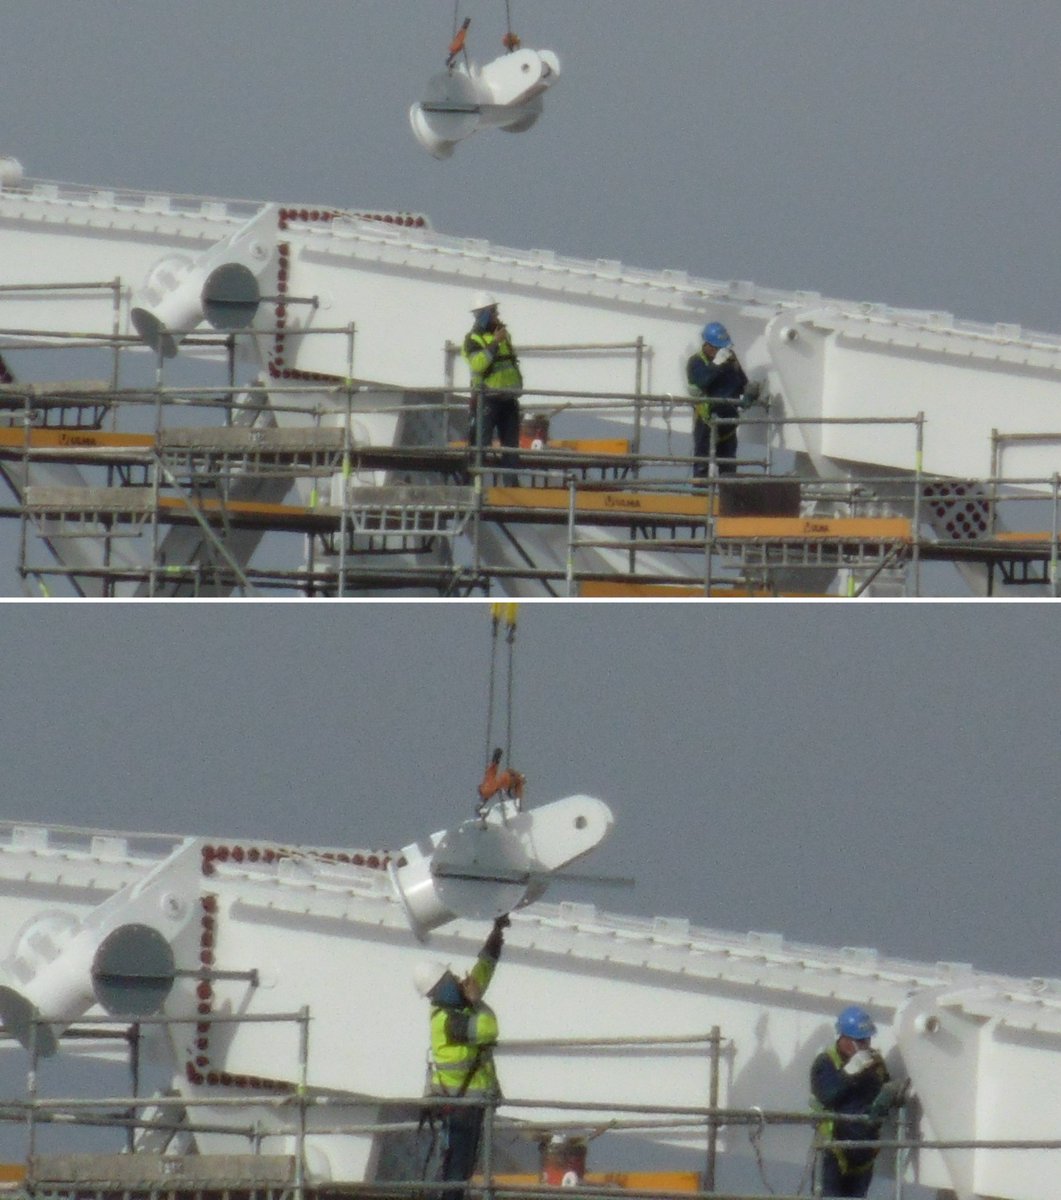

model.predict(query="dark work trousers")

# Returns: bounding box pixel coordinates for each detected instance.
[469,393,521,477]
[820,1152,874,1198]
[436,1104,485,1199]
[692,414,738,477]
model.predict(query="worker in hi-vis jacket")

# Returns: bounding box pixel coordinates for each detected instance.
[685,321,757,478]
[810,1005,907,1197]
[462,291,523,480]
[414,915,510,1197]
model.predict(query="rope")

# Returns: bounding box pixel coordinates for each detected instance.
[744,1108,818,1197]
[480,604,520,814]
[747,1106,777,1196]
[483,611,500,773]
[502,0,521,51]
[446,2,471,69]
[796,1132,818,1197]
[662,393,676,458]
[505,616,515,770]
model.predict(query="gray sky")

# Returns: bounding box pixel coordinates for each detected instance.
[0,18,1056,1188]
[3,602,1057,982]
[2,0,1059,332]
[0,5,1057,979]
[2,1,1058,591]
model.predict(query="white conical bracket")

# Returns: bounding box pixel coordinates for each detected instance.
[410,48,560,159]
[130,205,277,357]
[389,793,612,938]
[892,987,984,1199]
[0,840,201,1055]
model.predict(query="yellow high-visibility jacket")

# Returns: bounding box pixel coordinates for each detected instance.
[463,331,523,394]
[428,953,500,1097]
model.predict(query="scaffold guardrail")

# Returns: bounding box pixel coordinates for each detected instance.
[1,319,1060,597]
[2,1013,1059,1200]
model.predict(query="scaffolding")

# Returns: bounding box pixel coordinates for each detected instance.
[1,1013,1058,1200]
[2,315,1061,597]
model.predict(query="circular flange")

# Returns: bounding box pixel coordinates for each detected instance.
[432,823,530,919]
[91,923,176,1017]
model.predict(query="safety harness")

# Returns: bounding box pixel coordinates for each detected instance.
[419,1040,490,1182]
[812,1045,881,1178]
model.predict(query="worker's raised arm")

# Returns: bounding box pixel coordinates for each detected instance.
[811,1047,888,1109]
[466,915,510,997]
[484,914,510,961]
[812,1051,862,1108]
[688,351,746,396]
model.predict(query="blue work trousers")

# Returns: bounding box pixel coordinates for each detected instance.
[820,1152,874,1197]
[469,393,521,474]
[692,415,738,477]
[435,1104,485,1199]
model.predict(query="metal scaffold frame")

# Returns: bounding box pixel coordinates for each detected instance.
[2,311,1061,597]
[3,1012,1059,1200]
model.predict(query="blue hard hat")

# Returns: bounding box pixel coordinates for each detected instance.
[836,1005,877,1040]
[701,322,732,349]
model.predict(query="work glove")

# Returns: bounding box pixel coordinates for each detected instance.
[714,348,734,366]
[484,913,510,960]
[741,381,763,407]
[843,1049,876,1076]
[868,1078,908,1120]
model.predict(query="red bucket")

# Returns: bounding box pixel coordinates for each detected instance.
[519,414,551,450]
[540,1137,587,1186]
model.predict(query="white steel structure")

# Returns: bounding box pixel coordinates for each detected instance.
[2,164,1061,596]
[410,45,561,159]
[0,810,1058,1200]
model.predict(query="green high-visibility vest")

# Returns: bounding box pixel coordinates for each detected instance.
[691,350,737,436]
[427,954,500,1097]
[812,1045,881,1177]
[463,331,523,393]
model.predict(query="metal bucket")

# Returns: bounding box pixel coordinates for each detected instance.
[539,1137,587,1187]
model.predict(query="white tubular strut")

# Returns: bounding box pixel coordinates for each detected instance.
[389,793,613,937]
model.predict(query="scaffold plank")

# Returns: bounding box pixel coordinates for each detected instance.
[992,530,1061,545]
[30,1153,295,1187]
[156,495,337,530]
[25,486,155,514]
[491,1173,700,1193]
[454,438,634,479]
[0,379,114,407]
[714,515,912,541]
[485,486,712,524]
[344,484,475,511]
[548,438,632,455]
[22,486,477,537]
[158,427,346,452]
[578,581,826,598]
[454,438,631,455]
[0,426,152,456]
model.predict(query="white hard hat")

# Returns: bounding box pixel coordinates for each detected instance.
[413,960,450,997]
[471,290,498,313]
